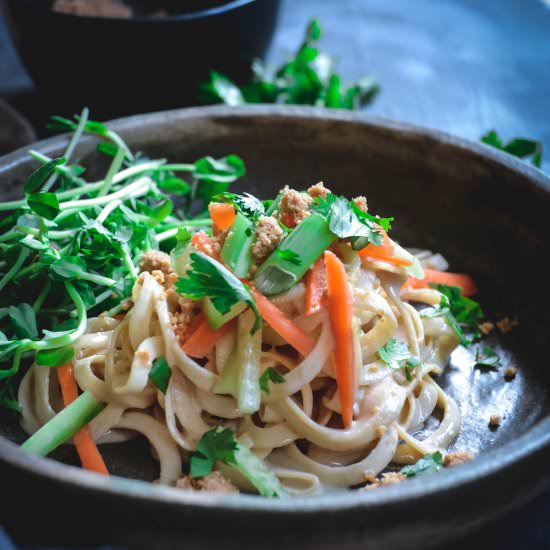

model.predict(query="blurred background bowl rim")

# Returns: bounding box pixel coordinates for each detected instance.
[0,104,549,515]
[10,0,264,24]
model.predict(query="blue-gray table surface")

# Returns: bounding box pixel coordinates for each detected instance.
[0,0,549,548]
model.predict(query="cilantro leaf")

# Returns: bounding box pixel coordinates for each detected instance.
[274,249,301,266]
[378,338,420,381]
[149,357,171,394]
[474,345,501,370]
[175,252,261,333]
[400,451,443,478]
[27,192,60,220]
[190,426,238,478]
[259,367,286,395]
[36,345,75,367]
[215,192,265,221]
[199,19,379,111]
[481,130,543,168]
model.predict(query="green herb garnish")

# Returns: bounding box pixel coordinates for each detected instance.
[259,367,286,395]
[216,192,265,222]
[400,451,443,478]
[149,357,172,394]
[474,345,501,370]
[481,130,542,168]
[378,338,420,381]
[175,252,261,333]
[199,19,379,111]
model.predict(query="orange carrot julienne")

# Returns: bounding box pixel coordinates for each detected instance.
[182,318,234,358]
[405,269,478,296]
[358,232,412,267]
[57,363,108,476]
[324,250,355,429]
[209,202,236,233]
[305,257,327,316]
[250,288,315,357]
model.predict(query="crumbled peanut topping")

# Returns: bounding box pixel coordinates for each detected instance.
[443,451,474,467]
[353,196,368,213]
[496,317,518,334]
[307,181,331,199]
[278,186,312,227]
[176,471,238,493]
[489,414,501,428]
[252,215,283,263]
[479,322,495,336]
[504,366,517,381]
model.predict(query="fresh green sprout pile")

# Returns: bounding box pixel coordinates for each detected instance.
[0,108,245,411]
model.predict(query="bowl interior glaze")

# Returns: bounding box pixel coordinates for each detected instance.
[0,106,549,549]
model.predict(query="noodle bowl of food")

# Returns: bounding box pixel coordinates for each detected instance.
[0,106,549,548]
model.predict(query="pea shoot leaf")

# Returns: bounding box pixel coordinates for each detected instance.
[259,367,286,394]
[24,157,66,194]
[8,304,38,340]
[175,252,261,333]
[400,451,443,478]
[27,192,60,220]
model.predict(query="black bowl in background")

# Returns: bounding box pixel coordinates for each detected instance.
[3,0,280,119]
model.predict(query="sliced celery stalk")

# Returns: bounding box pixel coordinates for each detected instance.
[237,310,262,414]
[21,391,104,456]
[221,212,254,278]
[253,214,337,296]
[213,346,240,396]
[232,443,283,497]
[390,239,425,279]
[202,297,246,330]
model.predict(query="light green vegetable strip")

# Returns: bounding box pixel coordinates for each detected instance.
[233,443,283,497]
[220,212,254,278]
[237,310,262,414]
[214,347,240,396]
[202,298,246,330]
[21,392,105,456]
[254,214,337,295]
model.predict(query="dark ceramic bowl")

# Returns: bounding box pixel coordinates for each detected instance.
[3,0,280,119]
[0,106,549,549]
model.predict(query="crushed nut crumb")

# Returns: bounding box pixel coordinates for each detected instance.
[139,250,173,275]
[496,317,518,334]
[307,181,331,199]
[364,471,406,490]
[278,186,312,227]
[176,471,238,493]
[504,366,517,381]
[353,196,368,213]
[443,451,474,467]
[489,414,501,428]
[252,215,283,262]
[479,322,495,336]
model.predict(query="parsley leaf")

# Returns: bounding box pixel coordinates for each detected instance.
[175,252,261,333]
[474,345,501,370]
[400,451,443,478]
[481,130,543,168]
[259,367,286,395]
[35,345,75,367]
[190,426,238,478]
[378,338,420,381]
[148,356,172,393]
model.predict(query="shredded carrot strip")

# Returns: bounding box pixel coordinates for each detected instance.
[182,318,234,358]
[358,232,412,267]
[209,202,236,233]
[405,269,478,296]
[305,257,327,316]
[324,250,355,428]
[250,288,315,357]
[57,363,108,475]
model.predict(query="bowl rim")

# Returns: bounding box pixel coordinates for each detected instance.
[0,104,549,515]
[10,0,264,23]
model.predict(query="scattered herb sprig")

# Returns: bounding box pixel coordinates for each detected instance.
[259,367,286,394]
[481,130,543,168]
[378,338,420,382]
[400,451,443,478]
[199,19,380,111]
